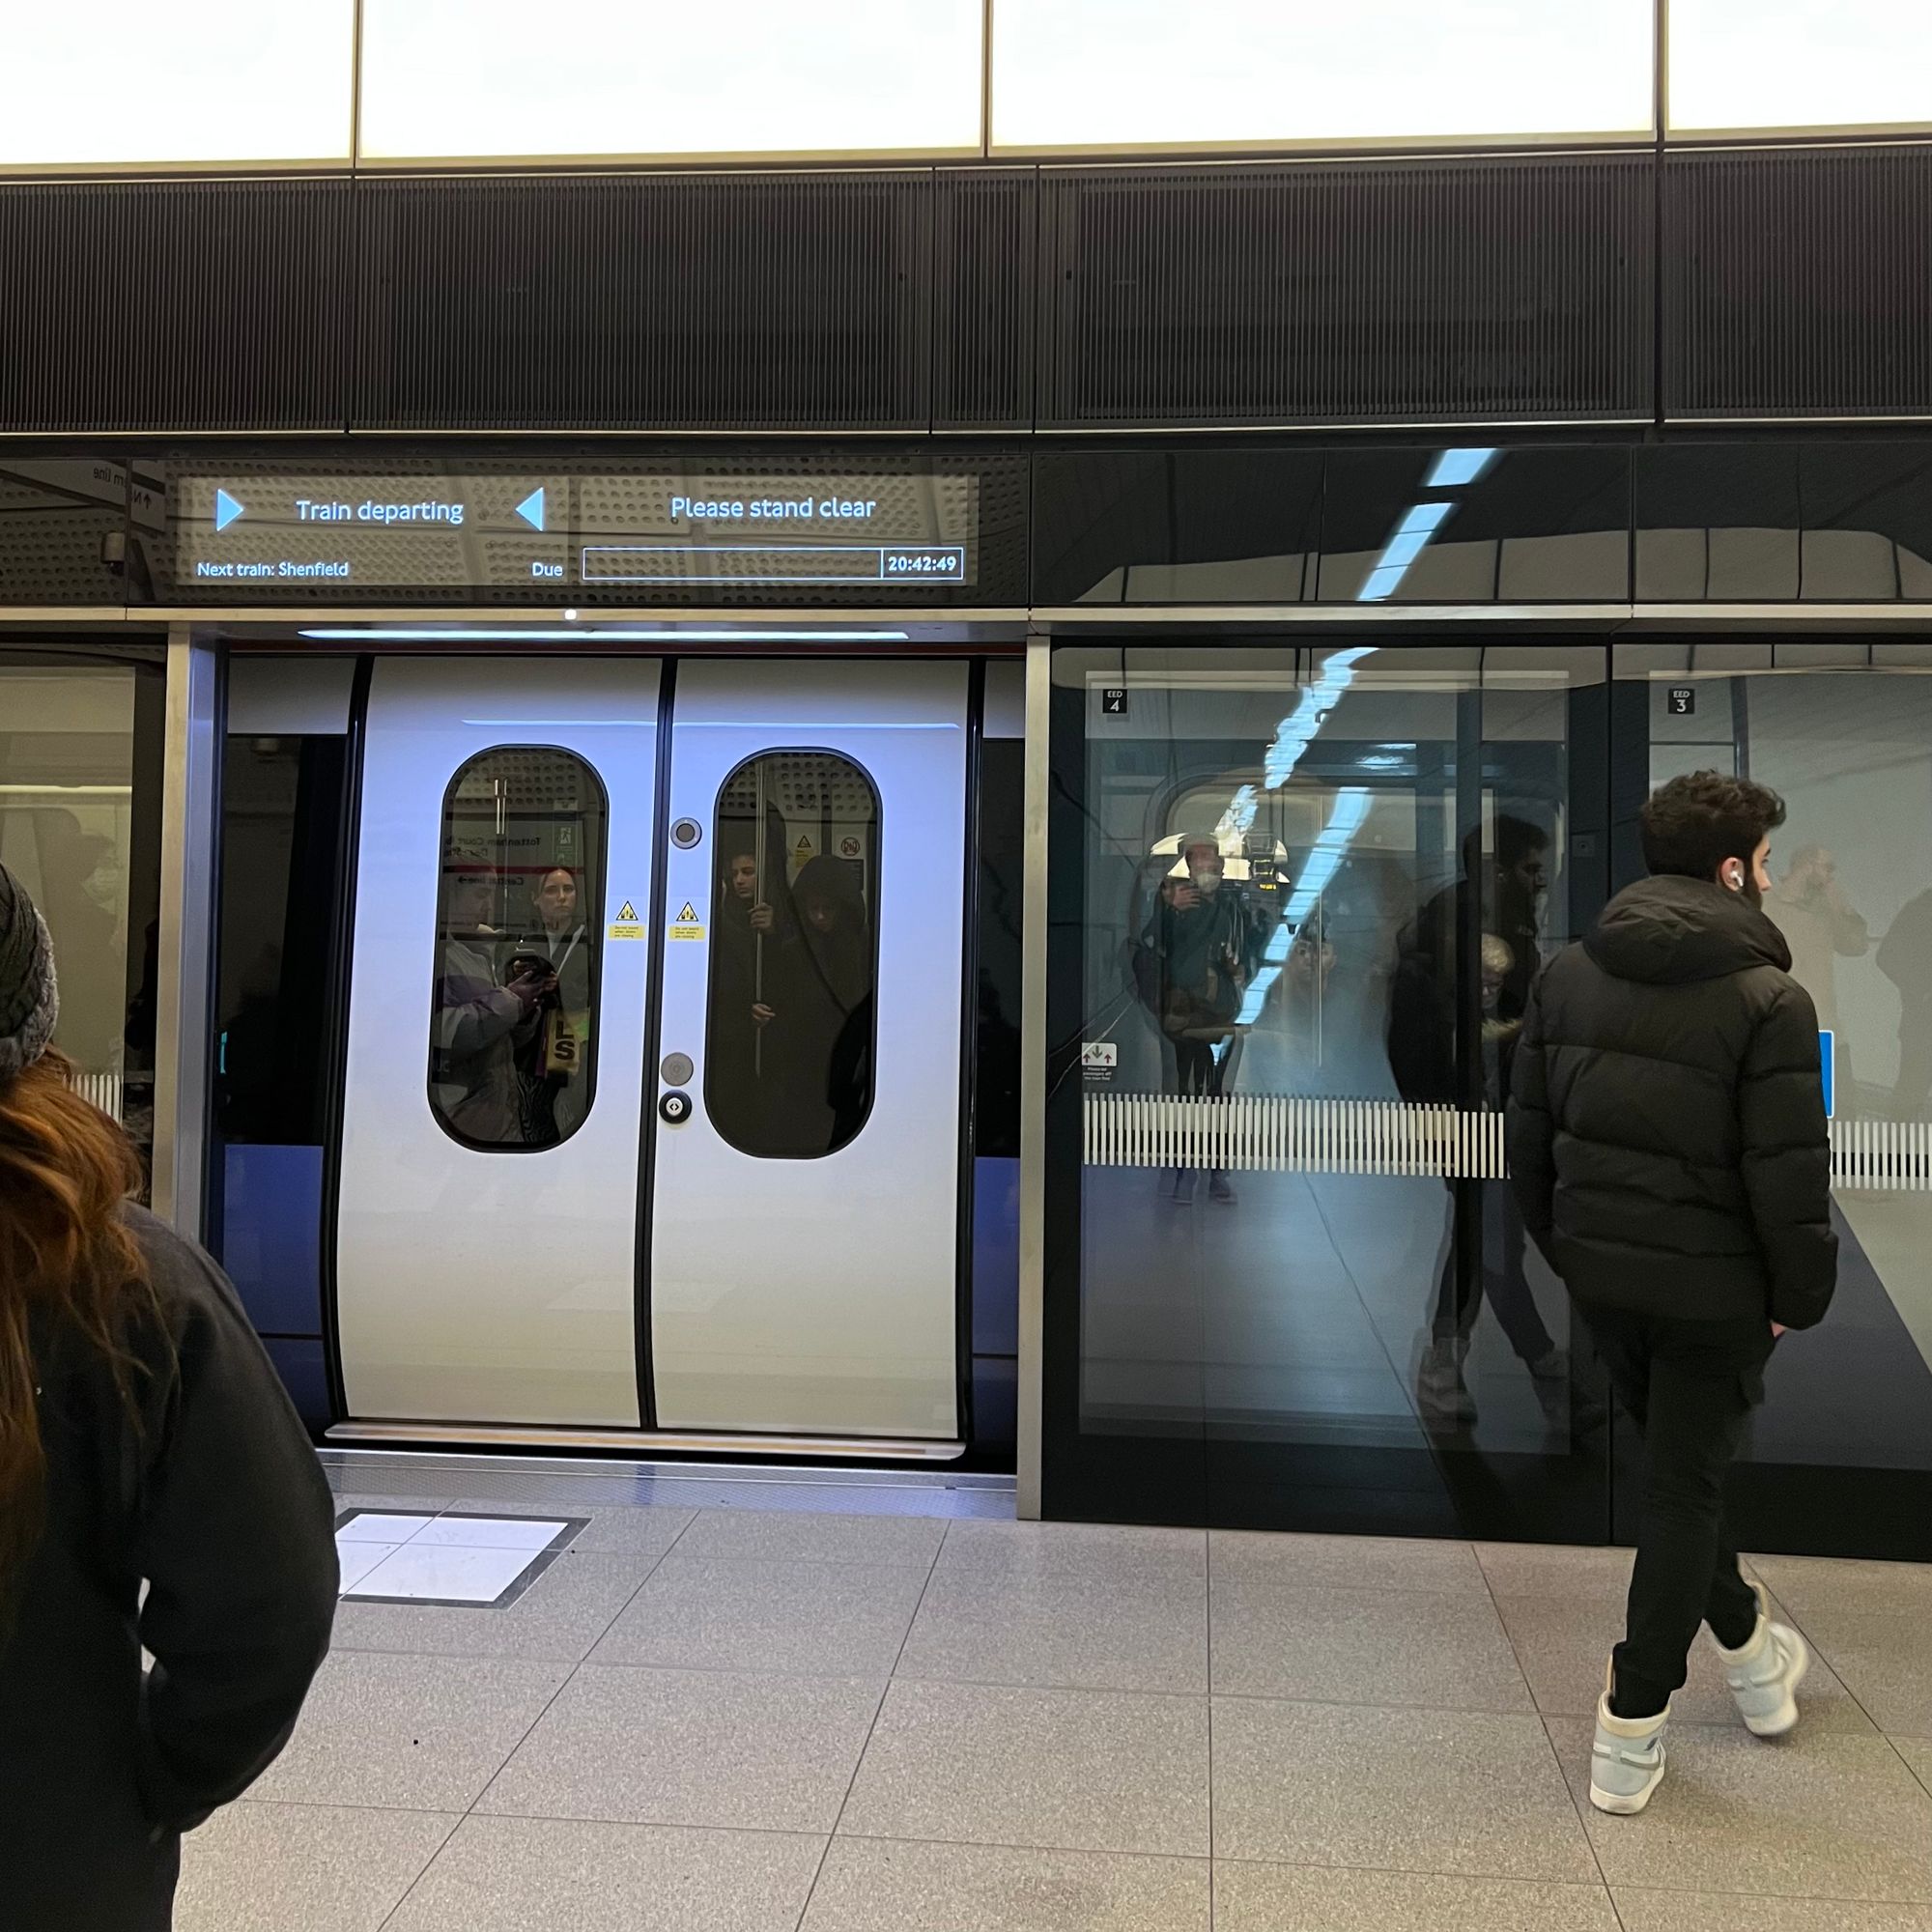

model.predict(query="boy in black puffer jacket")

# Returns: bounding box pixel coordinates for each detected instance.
[1507,771,1835,1816]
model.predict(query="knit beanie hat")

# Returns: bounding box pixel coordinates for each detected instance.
[0,863,59,1082]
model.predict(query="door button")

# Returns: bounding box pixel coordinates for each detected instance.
[671,817,702,848]
[661,1052,695,1086]
[659,1090,693,1125]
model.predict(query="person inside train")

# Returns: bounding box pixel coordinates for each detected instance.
[1386,815,1567,1430]
[0,862,340,1931]
[708,839,793,1152]
[781,854,874,1155]
[1134,834,1270,1205]
[430,850,552,1146]
[514,865,593,1145]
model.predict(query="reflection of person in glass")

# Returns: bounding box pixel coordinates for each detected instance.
[430,854,550,1145]
[1766,844,1865,1113]
[784,855,872,1155]
[1880,886,1932,1120]
[1387,817,1565,1430]
[516,865,592,1145]
[1142,835,1267,1205]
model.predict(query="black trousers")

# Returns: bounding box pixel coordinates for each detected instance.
[1579,1305,1775,1719]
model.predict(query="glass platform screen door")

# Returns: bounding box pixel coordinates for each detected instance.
[1044,642,1615,1541]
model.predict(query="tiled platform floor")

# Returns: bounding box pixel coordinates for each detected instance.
[177,1467,1932,1931]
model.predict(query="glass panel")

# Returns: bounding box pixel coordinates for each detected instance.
[1614,643,1932,1554]
[428,748,604,1150]
[1050,641,1609,1536]
[1634,445,1802,603]
[1320,448,1630,605]
[0,660,149,1150]
[3,5,355,168]
[992,0,1654,152]
[359,0,982,161]
[1668,1,1932,136]
[1800,444,1932,602]
[1032,450,1323,606]
[706,751,879,1159]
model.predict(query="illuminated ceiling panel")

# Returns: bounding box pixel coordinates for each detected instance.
[1669,0,1932,134]
[990,0,1655,153]
[358,0,983,162]
[2,5,355,168]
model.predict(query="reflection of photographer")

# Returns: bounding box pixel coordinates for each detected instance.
[1134,835,1271,1205]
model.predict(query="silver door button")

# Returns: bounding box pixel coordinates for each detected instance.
[661,1052,695,1086]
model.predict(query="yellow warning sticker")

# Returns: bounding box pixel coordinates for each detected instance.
[616,900,639,922]
[608,897,643,940]
[668,898,704,942]
[793,833,815,860]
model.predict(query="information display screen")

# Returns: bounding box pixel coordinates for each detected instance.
[167,469,980,595]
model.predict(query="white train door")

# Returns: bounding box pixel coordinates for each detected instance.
[336,658,661,1426]
[646,660,966,1439]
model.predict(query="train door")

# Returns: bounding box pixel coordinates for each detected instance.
[336,658,661,1426]
[648,660,967,1438]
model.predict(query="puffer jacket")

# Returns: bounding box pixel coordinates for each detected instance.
[1506,874,1836,1330]
[1,1206,339,1931]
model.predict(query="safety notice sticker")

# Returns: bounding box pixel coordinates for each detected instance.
[668,899,704,941]
[608,899,643,940]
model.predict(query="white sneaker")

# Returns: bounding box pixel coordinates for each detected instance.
[1589,1686,1670,1815]
[1711,1583,1809,1738]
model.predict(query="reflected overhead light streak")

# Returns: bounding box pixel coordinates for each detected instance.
[1357,501,1452,602]
[1426,446,1498,487]
[1234,786,1373,1029]
[1262,646,1378,786]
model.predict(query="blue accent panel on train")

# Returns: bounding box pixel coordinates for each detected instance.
[973,1154,1020,1355]
[221,1143,324,1337]
[264,1337,331,1431]
[972,1353,1017,1449]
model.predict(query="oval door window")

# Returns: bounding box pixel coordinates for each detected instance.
[427,746,606,1151]
[705,750,879,1158]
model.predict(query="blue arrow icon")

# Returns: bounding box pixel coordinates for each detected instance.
[514,486,546,532]
[213,488,244,532]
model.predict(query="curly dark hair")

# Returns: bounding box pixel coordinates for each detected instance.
[1640,770,1787,881]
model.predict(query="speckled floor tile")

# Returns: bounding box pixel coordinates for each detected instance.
[1212,1862,1621,1931]
[1213,1531,1485,1594]
[1211,1698,1595,1880]
[1211,1580,1532,1712]
[174,1801,458,1932]
[1897,1736,1932,1792]
[477,1664,883,1833]
[249,1651,570,1811]
[1548,1718,1932,1901]
[330,1549,654,1662]
[838,1680,1209,1857]
[1474,1541,1644,1598]
[668,1508,944,1569]
[799,1837,1208,1931]
[383,1815,824,1932]
[449,1499,695,1559]
[1492,1589,1874,1732]
[896,1564,1208,1692]
[590,1557,927,1677]
[1612,1888,1932,1931]
[936,1520,1207,1581]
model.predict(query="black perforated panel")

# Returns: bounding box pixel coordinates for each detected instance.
[0,179,349,433]
[932,169,1037,429]
[1663,145,1932,420]
[354,173,933,432]
[1037,156,1654,428]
